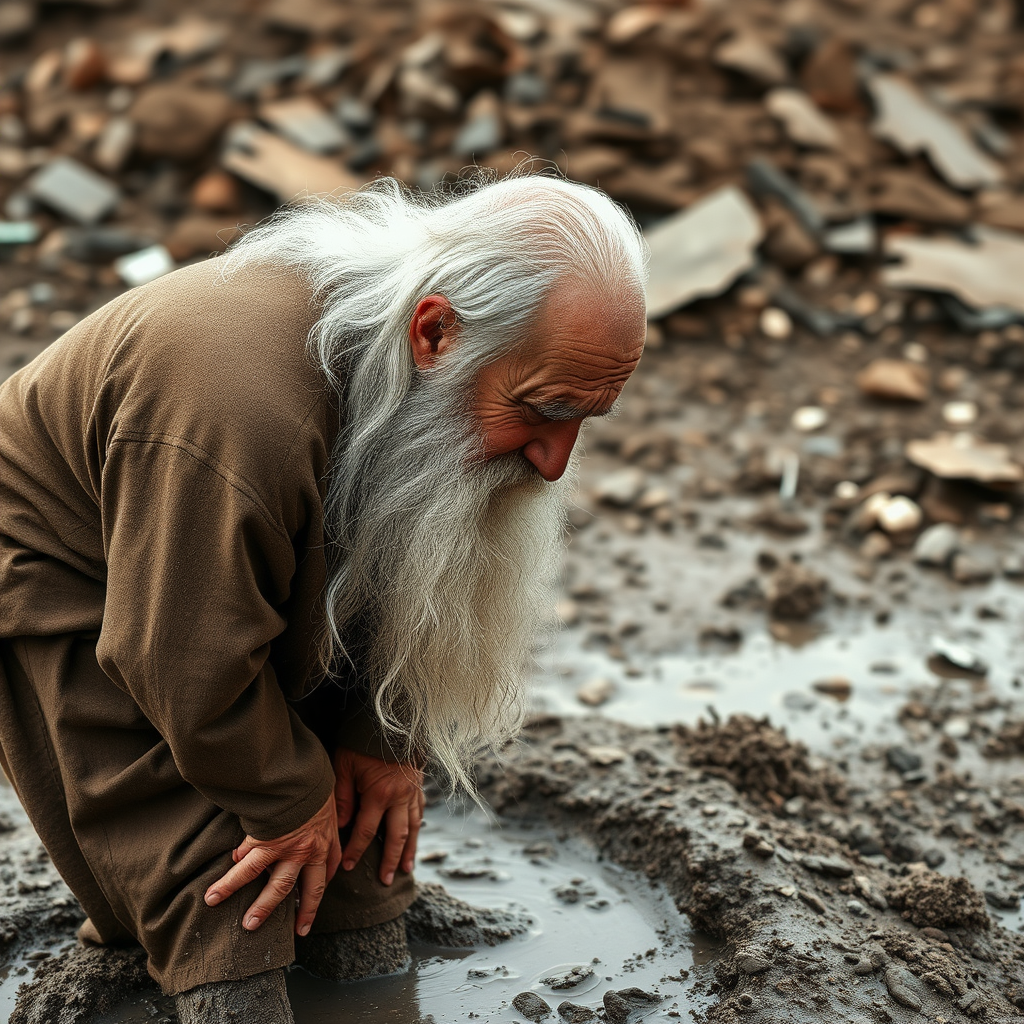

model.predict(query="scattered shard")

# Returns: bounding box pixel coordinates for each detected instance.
[113,244,175,287]
[27,156,121,225]
[931,636,988,676]
[644,186,763,319]
[867,74,1004,191]
[883,227,1024,317]
[714,33,787,85]
[906,433,1024,484]
[765,89,840,149]
[258,96,349,155]
[222,122,360,203]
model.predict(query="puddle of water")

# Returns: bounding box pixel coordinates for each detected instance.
[539,576,1024,755]
[94,806,716,1023]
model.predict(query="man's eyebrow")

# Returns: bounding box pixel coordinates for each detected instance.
[530,396,622,421]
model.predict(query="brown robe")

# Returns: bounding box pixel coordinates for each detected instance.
[0,259,415,993]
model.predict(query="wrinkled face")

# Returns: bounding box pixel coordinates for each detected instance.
[471,279,647,481]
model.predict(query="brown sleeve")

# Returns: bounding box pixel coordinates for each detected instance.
[95,434,334,841]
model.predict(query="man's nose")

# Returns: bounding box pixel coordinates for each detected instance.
[522,421,582,482]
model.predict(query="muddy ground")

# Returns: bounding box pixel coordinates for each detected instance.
[0,322,1022,1023]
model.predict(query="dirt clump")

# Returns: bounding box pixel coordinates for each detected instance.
[673,713,847,809]
[888,871,990,931]
[9,944,153,1024]
[764,563,828,620]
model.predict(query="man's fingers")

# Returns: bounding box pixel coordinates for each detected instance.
[341,800,384,873]
[242,860,302,931]
[327,829,343,884]
[334,768,356,828]
[205,847,275,906]
[295,862,327,937]
[401,802,422,875]
[379,805,411,886]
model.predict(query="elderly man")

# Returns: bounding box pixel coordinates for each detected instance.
[0,172,648,1022]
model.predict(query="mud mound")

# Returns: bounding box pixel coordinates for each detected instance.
[673,714,847,809]
[10,943,152,1024]
[888,872,990,931]
[404,882,531,948]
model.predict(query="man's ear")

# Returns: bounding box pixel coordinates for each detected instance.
[409,294,458,369]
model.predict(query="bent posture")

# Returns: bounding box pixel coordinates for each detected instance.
[0,173,647,1021]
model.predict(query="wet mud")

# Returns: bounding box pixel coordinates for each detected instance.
[478,713,1024,1023]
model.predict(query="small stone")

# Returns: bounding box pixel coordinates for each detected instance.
[798,890,826,913]
[735,952,770,974]
[950,552,996,584]
[885,746,922,774]
[557,1003,596,1023]
[942,400,977,426]
[760,306,792,339]
[132,84,235,160]
[594,468,645,508]
[801,853,853,877]
[812,677,851,700]
[846,899,869,917]
[791,405,827,432]
[742,832,775,858]
[64,37,106,91]
[583,745,626,767]
[856,359,929,402]
[190,170,243,213]
[913,523,960,566]
[931,636,987,674]
[576,677,614,707]
[513,991,552,1022]
[884,964,923,1011]
[876,496,923,534]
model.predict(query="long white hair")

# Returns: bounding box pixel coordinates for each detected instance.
[221,169,648,793]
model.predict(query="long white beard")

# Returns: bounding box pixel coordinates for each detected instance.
[321,367,575,794]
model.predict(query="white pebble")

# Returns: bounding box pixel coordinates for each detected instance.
[942,400,978,426]
[760,307,792,339]
[791,405,828,432]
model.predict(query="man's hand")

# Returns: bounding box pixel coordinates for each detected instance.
[204,792,341,937]
[334,748,424,886]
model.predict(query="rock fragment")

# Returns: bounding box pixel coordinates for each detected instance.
[765,88,839,149]
[557,1002,596,1023]
[906,434,1023,484]
[27,157,121,225]
[883,963,924,1011]
[576,677,614,708]
[913,523,960,566]
[131,85,235,159]
[884,227,1024,318]
[867,73,1003,190]
[856,359,929,402]
[513,991,552,1021]
[644,186,763,319]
